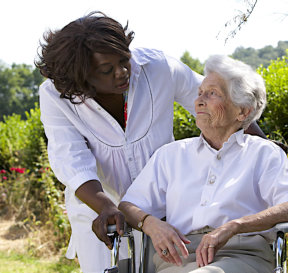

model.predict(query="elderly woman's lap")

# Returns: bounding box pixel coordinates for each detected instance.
[154,234,274,273]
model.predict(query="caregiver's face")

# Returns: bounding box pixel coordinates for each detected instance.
[195,72,241,132]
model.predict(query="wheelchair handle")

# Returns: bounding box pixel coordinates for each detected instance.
[107,223,133,235]
[107,224,117,234]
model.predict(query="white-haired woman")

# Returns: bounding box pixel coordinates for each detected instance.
[119,55,288,273]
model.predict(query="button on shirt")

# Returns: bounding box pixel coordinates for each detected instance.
[122,130,288,235]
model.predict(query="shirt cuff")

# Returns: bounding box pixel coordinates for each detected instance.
[67,170,100,193]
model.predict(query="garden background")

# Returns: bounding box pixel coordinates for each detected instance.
[0,42,288,272]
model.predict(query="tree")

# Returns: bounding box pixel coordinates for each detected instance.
[232,41,288,69]
[180,51,204,75]
[0,63,43,120]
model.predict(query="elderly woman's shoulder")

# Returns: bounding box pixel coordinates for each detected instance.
[245,134,286,155]
[158,137,200,154]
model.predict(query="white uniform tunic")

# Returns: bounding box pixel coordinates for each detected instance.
[39,48,203,272]
[122,130,288,237]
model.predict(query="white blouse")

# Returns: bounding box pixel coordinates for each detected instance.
[122,130,288,236]
[39,47,203,236]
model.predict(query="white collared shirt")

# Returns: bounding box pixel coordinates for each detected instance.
[122,130,288,235]
[39,47,203,230]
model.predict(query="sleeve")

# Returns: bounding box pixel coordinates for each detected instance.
[121,147,168,219]
[39,81,100,193]
[165,54,204,117]
[258,144,288,206]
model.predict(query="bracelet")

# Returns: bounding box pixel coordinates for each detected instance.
[137,214,151,231]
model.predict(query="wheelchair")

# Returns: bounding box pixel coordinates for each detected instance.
[104,223,288,273]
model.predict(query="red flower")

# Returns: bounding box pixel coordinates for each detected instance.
[16,168,25,174]
[11,167,25,173]
[0,170,6,174]
[2,176,7,180]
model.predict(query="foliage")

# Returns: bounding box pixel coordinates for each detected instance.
[257,51,288,142]
[36,138,70,249]
[0,63,44,120]
[0,143,70,251]
[232,41,288,69]
[0,107,70,253]
[173,102,200,140]
[180,51,204,75]
[0,105,45,171]
[173,52,203,140]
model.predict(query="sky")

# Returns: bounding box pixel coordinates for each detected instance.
[0,0,288,67]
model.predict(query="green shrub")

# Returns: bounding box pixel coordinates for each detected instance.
[0,104,45,171]
[173,102,200,140]
[258,51,288,143]
[0,107,70,252]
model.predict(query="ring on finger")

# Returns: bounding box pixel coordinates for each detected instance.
[162,249,169,256]
[208,245,215,248]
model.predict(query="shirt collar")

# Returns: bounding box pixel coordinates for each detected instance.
[196,129,245,152]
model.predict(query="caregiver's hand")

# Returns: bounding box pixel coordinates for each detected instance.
[75,180,125,249]
[92,206,125,249]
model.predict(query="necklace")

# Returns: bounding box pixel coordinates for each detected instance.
[123,90,128,129]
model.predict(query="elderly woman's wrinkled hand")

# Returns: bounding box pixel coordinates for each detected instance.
[143,216,191,266]
[92,207,125,250]
[195,222,237,267]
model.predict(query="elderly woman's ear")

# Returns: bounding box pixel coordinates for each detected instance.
[237,107,251,122]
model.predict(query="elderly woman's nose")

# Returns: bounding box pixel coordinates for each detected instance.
[195,93,206,106]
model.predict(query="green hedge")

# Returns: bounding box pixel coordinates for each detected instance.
[258,52,288,142]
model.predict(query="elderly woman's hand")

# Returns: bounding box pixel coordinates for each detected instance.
[92,206,125,250]
[142,216,191,266]
[195,221,238,267]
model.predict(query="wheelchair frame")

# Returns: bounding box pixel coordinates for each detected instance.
[104,222,288,273]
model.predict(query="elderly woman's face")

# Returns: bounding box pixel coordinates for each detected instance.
[195,72,241,132]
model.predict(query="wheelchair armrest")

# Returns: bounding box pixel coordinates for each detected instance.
[274,222,288,233]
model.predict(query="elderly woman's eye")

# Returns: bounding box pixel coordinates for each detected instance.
[210,90,218,96]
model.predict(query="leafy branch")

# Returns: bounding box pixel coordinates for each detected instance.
[217,0,258,44]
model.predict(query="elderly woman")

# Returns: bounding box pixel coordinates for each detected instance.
[119,55,288,273]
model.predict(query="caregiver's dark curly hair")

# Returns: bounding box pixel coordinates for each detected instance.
[35,11,134,103]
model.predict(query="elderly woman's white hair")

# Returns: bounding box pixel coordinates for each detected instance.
[204,55,266,129]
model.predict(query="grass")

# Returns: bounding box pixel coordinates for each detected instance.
[0,251,81,273]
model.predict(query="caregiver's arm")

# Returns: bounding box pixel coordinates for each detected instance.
[196,202,288,267]
[76,180,125,249]
[119,201,190,266]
